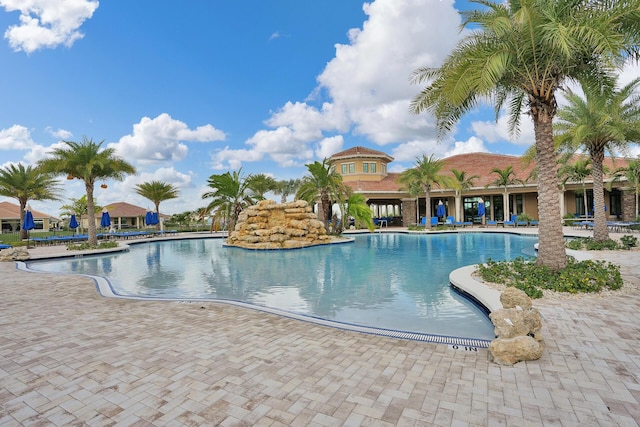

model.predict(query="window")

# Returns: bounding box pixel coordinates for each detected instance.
[363,163,369,173]
[370,163,377,173]
[341,164,347,174]
[349,163,355,174]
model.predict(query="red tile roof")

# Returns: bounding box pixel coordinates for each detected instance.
[0,201,58,220]
[101,202,169,219]
[330,146,394,162]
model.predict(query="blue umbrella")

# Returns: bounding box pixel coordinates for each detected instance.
[436,201,446,218]
[23,206,35,248]
[69,214,79,229]
[478,199,486,217]
[151,211,159,225]
[100,210,111,228]
[145,210,154,226]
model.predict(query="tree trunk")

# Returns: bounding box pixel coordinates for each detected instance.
[533,114,566,271]
[591,147,608,241]
[86,182,98,246]
[582,185,588,217]
[19,199,27,240]
[155,202,161,231]
[503,189,510,221]
[455,193,462,222]
[424,185,432,229]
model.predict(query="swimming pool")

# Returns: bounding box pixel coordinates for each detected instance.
[26,232,537,341]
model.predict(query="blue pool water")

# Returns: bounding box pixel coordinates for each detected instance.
[27,232,537,340]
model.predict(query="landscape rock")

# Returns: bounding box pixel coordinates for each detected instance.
[500,287,533,310]
[0,247,30,262]
[489,336,544,366]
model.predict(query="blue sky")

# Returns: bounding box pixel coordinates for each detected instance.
[1,0,638,216]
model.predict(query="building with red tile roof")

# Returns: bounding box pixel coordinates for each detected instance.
[0,201,60,233]
[328,147,635,226]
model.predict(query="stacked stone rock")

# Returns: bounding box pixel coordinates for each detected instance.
[488,287,544,366]
[227,200,331,250]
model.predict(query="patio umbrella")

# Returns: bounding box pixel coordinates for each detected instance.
[69,214,79,235]
[22,205,35,248]
[478,198,486,225]
[151,211,159,225]
[145,210,154,226]
[436,200,446,218]
[100,209,111,228]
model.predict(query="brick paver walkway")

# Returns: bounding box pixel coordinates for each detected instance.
[1,235,639,426]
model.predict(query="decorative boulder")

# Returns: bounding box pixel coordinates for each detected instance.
[488,335,544,366]
[500,287,533,310]
[0,247,30,262]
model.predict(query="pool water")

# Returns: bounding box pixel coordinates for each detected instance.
[27,233,537,340]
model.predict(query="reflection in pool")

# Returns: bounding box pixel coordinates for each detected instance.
[27,233,537,340]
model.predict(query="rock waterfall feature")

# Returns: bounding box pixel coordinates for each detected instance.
[226,200,332,250]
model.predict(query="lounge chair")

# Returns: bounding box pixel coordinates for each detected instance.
[487,220,498,227]
[0,243,12,249]
[504,214,517,227]
[431,216,439,227]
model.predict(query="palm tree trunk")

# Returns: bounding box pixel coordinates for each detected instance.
[424,185,432,229]
[86,182,98,246]
[503,189,509,221]
[155,202,161,231]
[582,186,588,217]
[533,114,566,271]
[19,199,27,240]
[591,147,608,241]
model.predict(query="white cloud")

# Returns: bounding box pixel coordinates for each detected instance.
[211,146,264,170]
[0,0,99,53]
[23,140,69,163]
[0,124,36,149]
[109,113,226,164]
[470,113,535,146]
[315,135,344,160]
[45,126,73,139]
[445,136,489,157]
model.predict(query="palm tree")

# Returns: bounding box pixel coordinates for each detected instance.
[409,0,640,270]
[296,159,347,226]
[247,174,278,199]
[0,164,62,239]
[38,137,136,246]
[487,166,526,221]
[202,169,257,235]
[134,180,179,228]
[612,158,640,220]
[346,192,374,231]
[398,154,453,229]
[558,158,592,221]
[274,179,301,203]
[451,168,479,222]
[555,78,640,241]
[59,195,102,234]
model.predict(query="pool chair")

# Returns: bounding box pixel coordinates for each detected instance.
[504,214,517,227]
[430,216,438,227]
[486,220,498,227]
[529,220,539,227]
[0,243,12,249]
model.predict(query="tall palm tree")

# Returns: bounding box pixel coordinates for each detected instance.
[134,180,179,228]
[488,166,526,221]
[451,168,479,222]
[555,78,640,241]
[612,158,640,220]
[38,137,136,246]
[558,158,592,220]
[296,159,347,226]
[409,0,640,270]
[0,163,62,239]
[247,174,277,199]
[202,169,257,235]
[398,154,453,229]
[274,178,301,203]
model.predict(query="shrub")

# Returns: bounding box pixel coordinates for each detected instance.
[476,256,622,298]
[620,235,638,249]
[67,241,119,251]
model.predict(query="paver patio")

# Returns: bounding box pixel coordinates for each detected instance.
[1,230,639,426]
